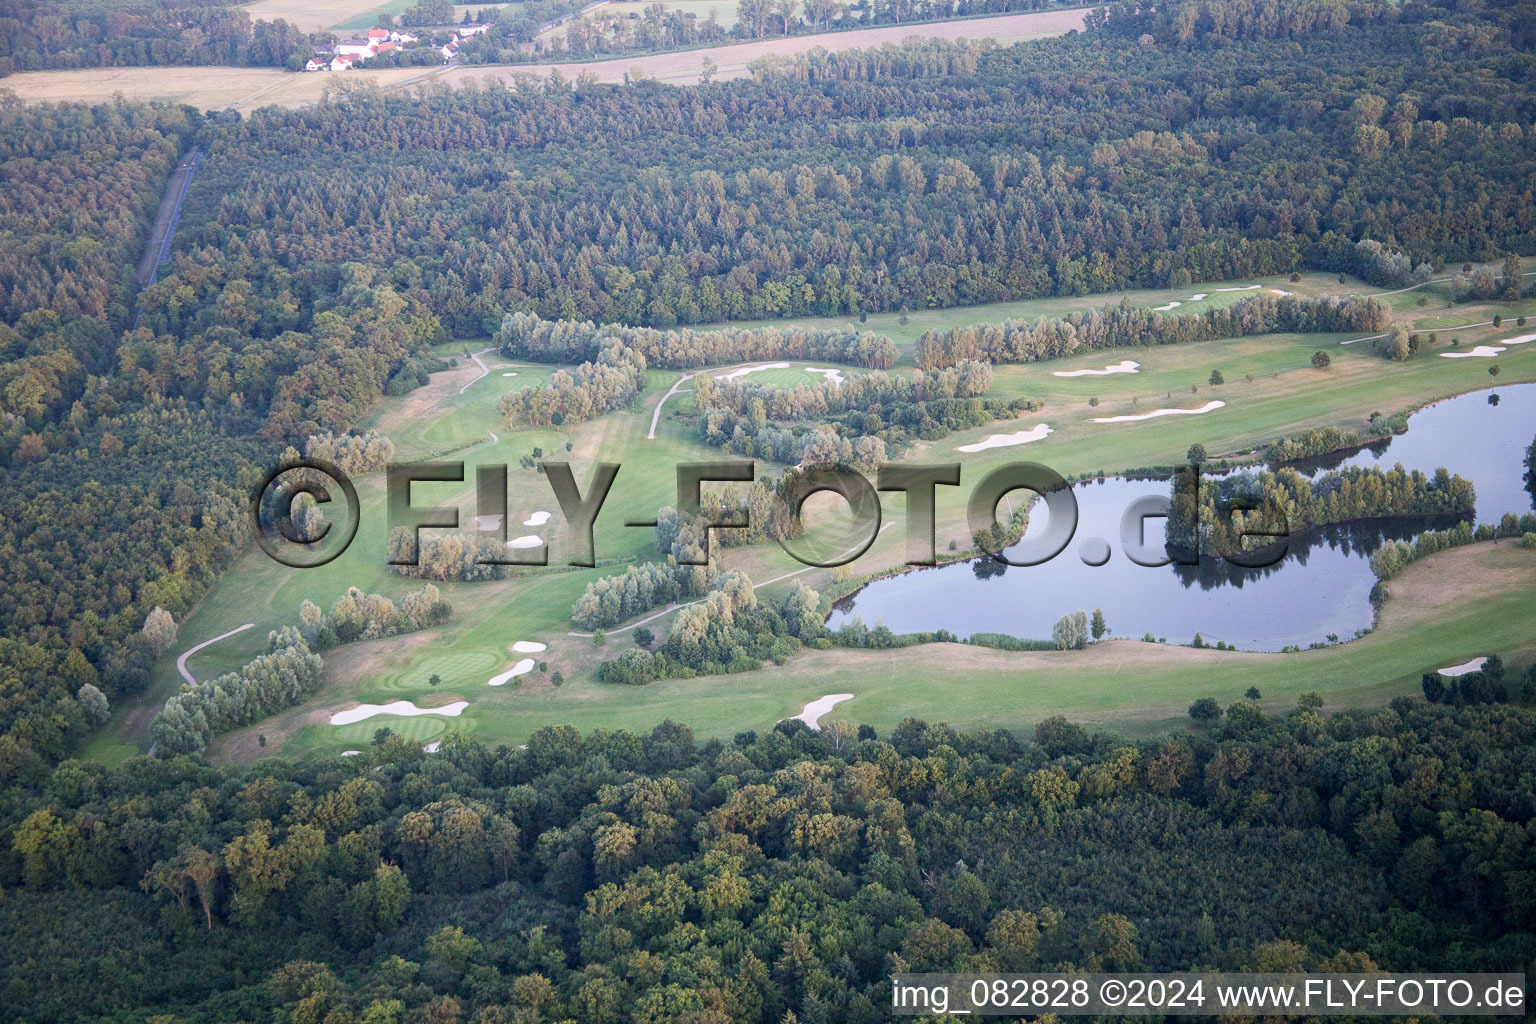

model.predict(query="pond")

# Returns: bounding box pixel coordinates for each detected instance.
[826,384,1536,651]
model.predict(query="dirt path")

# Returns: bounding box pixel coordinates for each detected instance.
[648,372,697,439]
[136,149,203,288]
[449,8,1088,87]
[175,622,257,686]
[458,347,497,394]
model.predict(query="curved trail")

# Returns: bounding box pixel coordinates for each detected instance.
[1340,317,1520,346]
[175,622,257,686]
[458,348,497,394]
[648,372,697,439]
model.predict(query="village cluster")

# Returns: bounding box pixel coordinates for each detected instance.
[303,23,491,71]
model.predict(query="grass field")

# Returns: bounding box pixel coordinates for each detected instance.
[244,0,411,33]
[78,264,1536,767]
[538,0,745,43]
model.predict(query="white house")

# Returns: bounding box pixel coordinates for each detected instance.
[305,57,330,72]
[366,28,390,43]
[330,53,359,70]
[335,39,375,57]
[389,30,419,44]
[457,23,491,37]
[440,38,460,62]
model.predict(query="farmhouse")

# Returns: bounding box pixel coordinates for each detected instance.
[305,57,330,72]
[329,53,358,70]
[335,38,376,57]
[458,23,492,36]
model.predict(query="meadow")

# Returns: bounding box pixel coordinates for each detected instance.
[80,270,1536,766]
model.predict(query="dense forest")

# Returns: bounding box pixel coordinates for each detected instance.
[0,0,322,75]
[3,702,1535,1021]
[172,5,1536,338]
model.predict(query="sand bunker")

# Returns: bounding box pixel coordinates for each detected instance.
[1093,400,1225,423]
[474,514,503,532]
[1216,285,1264,292]
[957,424,1054,452]
[423,741,441,753]
[1440,346,1505,358]
[508,535,544,548]
[716,361,789,382]
[340,750,361,757]
[1153,301,1182,312]
[1499,333,1536,345]
[1190,293,1209,301]
[501,372,518,377]
[523,510,551,526]
[1438,657,1487,677]
[792,693,855,730]
[330,700,469,726]
[487,659,536,686]
[512,641,547,653]
[1270,289,1293,296]
[1053,360,1140,377]
[805,366,846,387]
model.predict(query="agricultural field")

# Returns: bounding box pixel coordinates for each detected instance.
[0,64,439,111]
[454,6,1088,83]
[243,0,417,33]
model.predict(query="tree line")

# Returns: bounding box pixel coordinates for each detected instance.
[693,359,1025,463]
[149,628,323,755]
[0,0,322,76]
[496,311,900,370]
[4,698,1536,1019]
[1168,463,1477,558]
[914,293,1386,368]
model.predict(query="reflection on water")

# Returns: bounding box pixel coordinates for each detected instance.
[827,385,1536,651]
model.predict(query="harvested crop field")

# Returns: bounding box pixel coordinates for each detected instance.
[449,8,1089,86]
[1,65,438,111]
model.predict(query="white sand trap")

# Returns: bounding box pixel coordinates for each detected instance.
[957,424,1054,452]
[330,700,469,726]
[1438,657,1487,677]
[1153,301,1182,311]
[1094,400,1225,423]
[716,361,790,382]
[423,740,441,753]
[1440,346,1505,359]
[792,693,855,730]
[474,514,503,532]
[512,640,547,653]
[487,658,536,686]
[1499,333,1536,345]
[1189,293,1209,301]
[340,750,361,757]
[1215,285,1264,292]
[805,366,846,387]
[508,535,543,548]
[522,510,551,526]
[501,372,518,376]
[1053,360,1140,377]
[1269,289,1293,296]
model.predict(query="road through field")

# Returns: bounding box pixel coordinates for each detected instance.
[449,8,1088,87]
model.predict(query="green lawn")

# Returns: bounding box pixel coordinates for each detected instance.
[81,270,1536,767]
